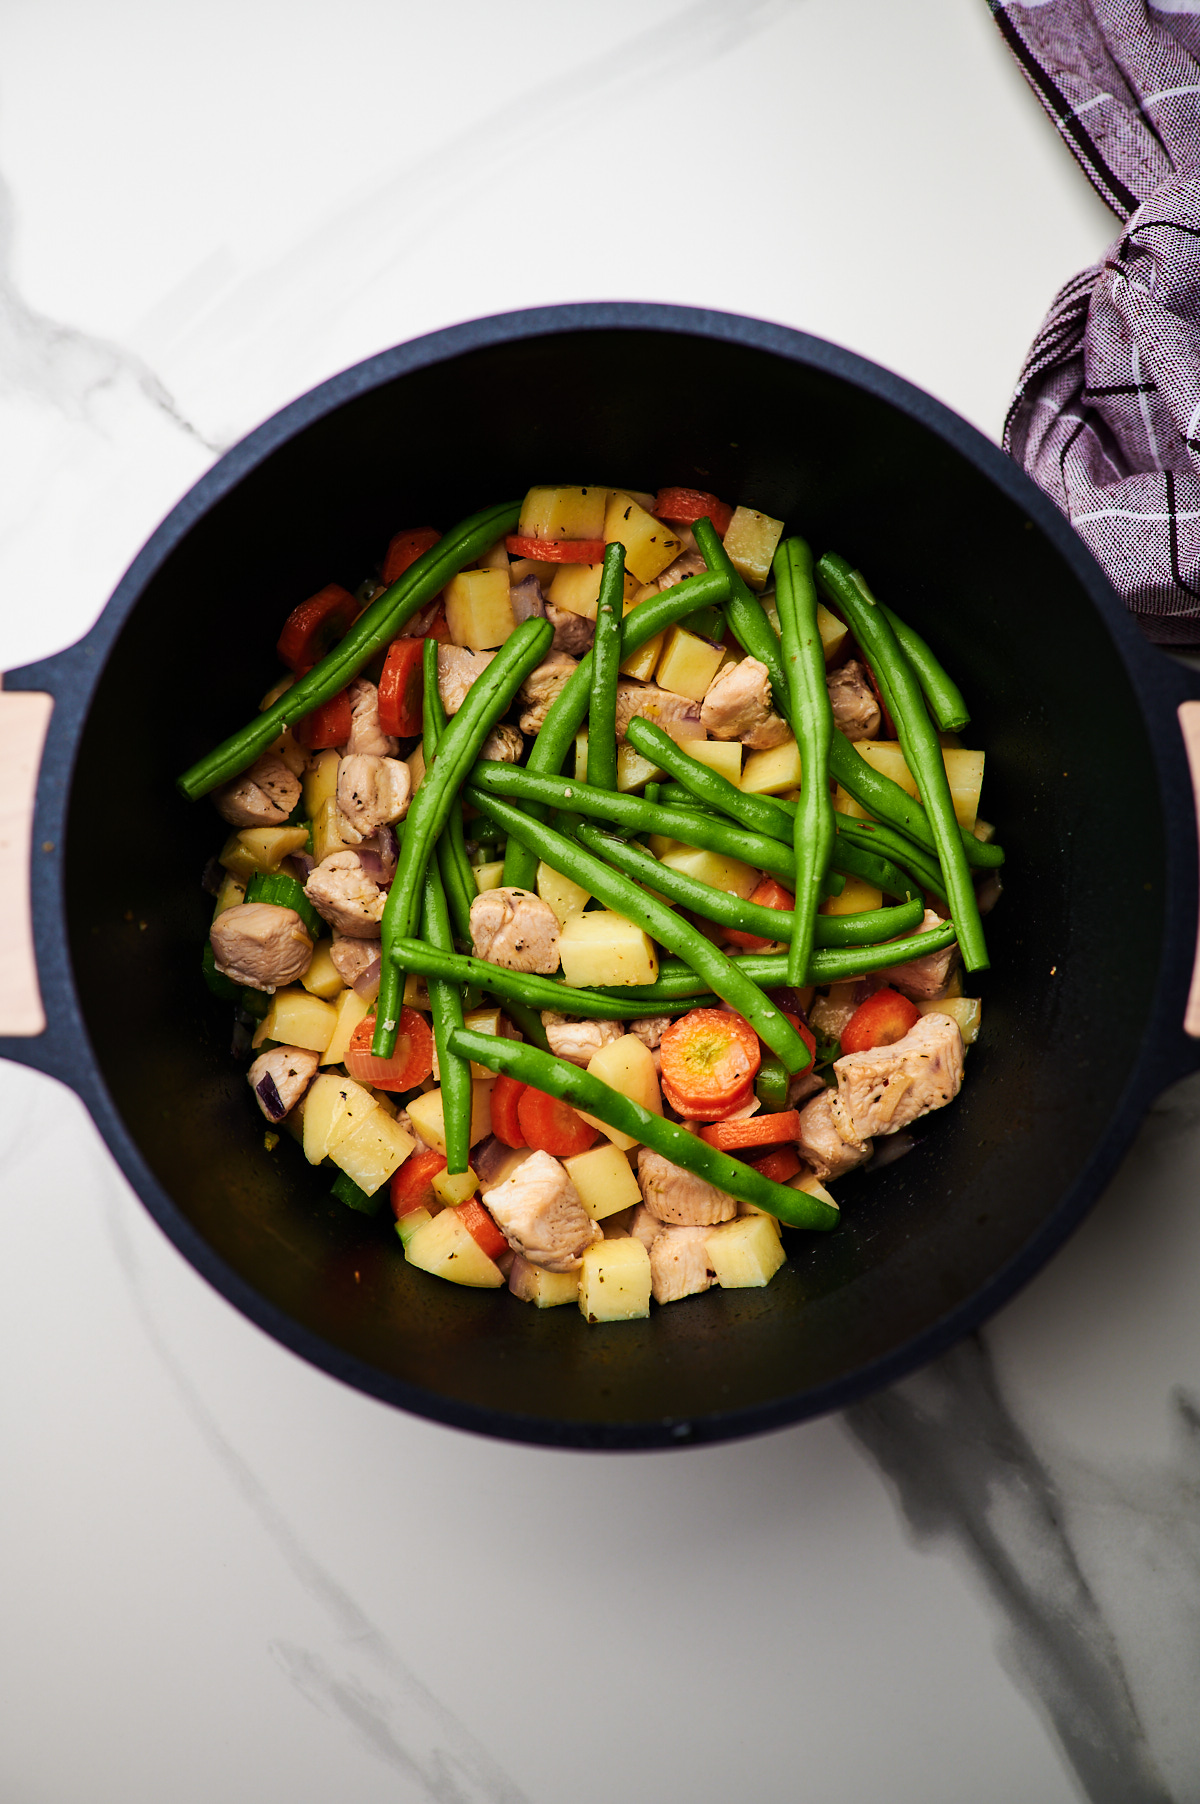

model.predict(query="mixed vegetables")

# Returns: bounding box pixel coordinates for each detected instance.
[184,485,1000,1321]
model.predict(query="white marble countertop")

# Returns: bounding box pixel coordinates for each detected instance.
[2,4,1197,1800]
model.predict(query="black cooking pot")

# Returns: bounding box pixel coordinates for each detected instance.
[4,303,1199,1450]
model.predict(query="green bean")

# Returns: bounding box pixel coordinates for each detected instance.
[422,641,476,945]
[419,859,471,1174]
[774,537,835,986]
[388,939,701,1019]
[880,601,970,733]
[448,1029,838,1232]
[625,718,794,844]
[588,543,625,796]
[835,816,947,902]
[755,1057,789,1110]
[501,566,733,887]
[829,729,1004,870]
[818,555,988,971]
[178,499,520,799]
[496,997,551,1051]
[693,516,789,715]
[463,786,812,1072]
[373,616,553,1055]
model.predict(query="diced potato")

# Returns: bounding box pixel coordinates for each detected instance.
[330,1108,416,1194]
[509,1261,580,1308]
[537,862,592,925]
[704,1214,787,1287]
[311,795,353,864]
[302,1072,378,1163]
[603,492,683,584]
[212,871,246,919]
[789,1171,837,1208]
[321,986,372,1066]
[403,973,431,1010]
[406,743,426,796]
[260,674,296,711]
[519,484,608,543]
[260,987,338,1053]
[547,563,637,621]
[655,625,725,702]
[477,536,509,570]
[300,940,345,1000]
[218,826,310,881]
[404,1207,505,1287]
[365,1086,398,1117]
[817,603,848,663]
[942,969,964,999]
[303,749,340,817]
[395,1206,433,1249]
[686,739,743,783]
[647,834,683,859]
[973,817,996,844]
[432,1166,479,1206]
[578,1236,652,1322]
[658,843,758,899]
[577,1035,662,1152]
[442,1006,513,1081]
[621,629,664,682]
[740,738,802,796]
[444,569,515,650]
[473,861,506,893]
[563,1141,644,1219]
[838,741,985,831]
[723,506,785,591]
[574,731,663,793]
[508,556,561,588]
[559,910,659,988]
[821,874,883,917]
[917,995,981,1044]
[405,1081,494,1157]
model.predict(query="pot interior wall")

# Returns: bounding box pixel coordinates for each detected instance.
[64,326,1167,1437]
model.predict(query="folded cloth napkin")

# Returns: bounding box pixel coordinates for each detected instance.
[993,1,1200,642]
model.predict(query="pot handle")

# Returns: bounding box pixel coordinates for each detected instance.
[1179,701,1200,1037]
[0,683,54,1036]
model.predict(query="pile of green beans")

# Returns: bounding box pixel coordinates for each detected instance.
[387,940,700,1019]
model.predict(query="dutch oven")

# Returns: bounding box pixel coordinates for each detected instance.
[3,302,1199,1450]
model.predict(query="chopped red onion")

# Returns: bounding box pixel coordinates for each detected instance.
[356,849,386,884]
[766,987,811,1027]
[368,823,399,877]
[283,852,315,882]
[353,957,381,1001]
[254,1071,288,1121]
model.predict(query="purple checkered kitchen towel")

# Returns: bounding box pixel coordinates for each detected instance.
[991,1,1200,642]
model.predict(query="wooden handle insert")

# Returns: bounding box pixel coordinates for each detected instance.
[0,686,53,1036]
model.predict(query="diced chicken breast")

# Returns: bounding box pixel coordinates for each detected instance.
[654,549,708,590]
[629,1015,673,1050]
[517,650,578,734]
[329,932,380,987]
[540,1013,624,1067]
[614,681,704,743]
[700,657,791,750]
[336,754,412,838]
[796,1087,872,1180]
[827,658,881,742]
[509,575,546,623]
[648,1223,717,1304]
[834,1013,964,1140]
[247,1045,320,1119]
[212,752,301,828]
[787,1068,826,1109]
[629,1202,663,1251]
[342,677,399,758]
[546,606,595,656]
[209,903,313,992]
[809,982,861,1044]
[879,908,961,1001]
[438,644,496,715]
[482,1148,601,1271]
[479,723,525,764]
[470,887,561,974]
[637,1147,737,1226]
[305,851,386,938]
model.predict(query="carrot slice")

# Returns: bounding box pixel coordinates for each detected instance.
[840,988,920,1055]
[383,527,441,586]
[516,1087,598,1157]
[749,1145,803,1184]
[295,688,352,750]
[490,1074,527,1148]
[390,1147,446,1218]
[344,1009,434,1091]
[659,1008,761,1121]
[457,1197,508,1262]
[277,583,358,674]
[505,534,607,564]
[653,488,733,536]
[377,636,426,737]
[724,876,795,952]
[699,1110,801,1152]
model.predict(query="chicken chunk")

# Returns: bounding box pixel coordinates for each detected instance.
[827,658,881,742]
[787,1068,826,1110]
[628,1202,663,1251]
[247,1045,320,1120]
[517,650,578,734]
[328,933,380,989]
[482,1148,600,1271]
[470,887,561,974]
[212,752,301,828]
[654,549,708,590]
[509,575,546,623]
[438,644,496,715]
[879,908,961,1001]
[479,723,525,764]
[614,681,704,743]
[336,754,412,839]
[540,1013,624,1067]
[834,1012,964,1140]
[209,903,313,993]
[809,982,861,1044]
[637,1147,737,1226]
[796,1087,872,1180]
[546,605,594,656]
[305,851,386,938]
[629,1015,672,1050]
[648,1223,717,1304]
[342,677,398,758]
[700,656,791,751]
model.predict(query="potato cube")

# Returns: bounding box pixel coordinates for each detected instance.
[723,506,785,591]
[219,825,310,881]
[212,871,246,919]
[578,1236,652,1322]
[320,987,371,1066]
[559,910,659,988]
[473,861,506,894]
[704,1215,787,1288]
[302,1072,378,1163]
[620,628,664,682]
[405,1081,494,1157]
[303,749,340,817]
[477,536,510,570]
[403,973,431,1010]
[395,1206,433,1249]
[436,1007,511,1081]
[403,1208,505,1287]
[821,874,883,917]
[577,1034,662,1151]
[329,1107,416,1194]
[840,742,985,831]
[686,739,743,783]
[603,493,683,584]
[789,1171,837,1208]
[563,1142,644,1219]
[917,995,982,1044]
[537,862,592,925]
[740,737,803,796]
[406,743,426,796]
[509,1259,580,1308]
[817,603,848,664]
[658,843,758,899]
[508,556,562,588]
[519,484,608,543]
[432,1166,479,1207]
[655,625,725,702]
[547,563,637,621]
[444,568,515,650]
[260,987,337,1053]
[300,940,344,1000]
[311,795,353,863]
[574,731,663,793]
